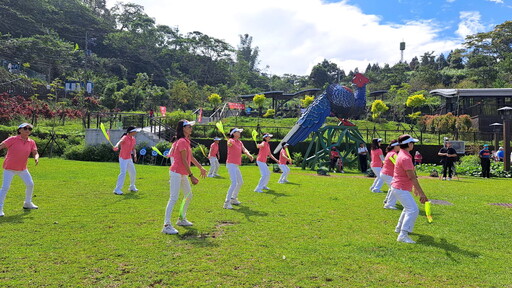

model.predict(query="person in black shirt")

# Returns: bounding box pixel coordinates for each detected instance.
[438,140,457,180]
[479,144,491,178]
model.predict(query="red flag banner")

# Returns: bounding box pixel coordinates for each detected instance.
[159,106,167,116]
[228,102,246,110]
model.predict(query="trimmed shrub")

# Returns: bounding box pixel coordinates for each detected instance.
[64,143,118,162]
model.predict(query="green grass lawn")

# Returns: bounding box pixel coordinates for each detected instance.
[0,159,511,287]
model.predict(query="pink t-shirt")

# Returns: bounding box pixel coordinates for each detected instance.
[279,148,290,165]
[256,141,271,162]
[370,148,383,167]
[226,138,244,165]
[381,151,397,176]
[1,136,37,171]
[209,142,219,158]
[119,135,136,160]
[391,149,415,191]
[170,138,192,175]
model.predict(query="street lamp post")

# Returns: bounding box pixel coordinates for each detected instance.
[497,107,512,171]
[490,122,503,151]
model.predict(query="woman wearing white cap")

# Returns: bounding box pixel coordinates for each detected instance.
[207,137,221,177]
[390,134,428,244]
[113,126,139,195]
[0,123,39,217]
[224,128,254,209]
[162,120,207,234]
[278,142,292,184]
[369,138,385,193]
[254,133,279,193]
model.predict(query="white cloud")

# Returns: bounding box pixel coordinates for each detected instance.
[487,0,504,3]
[105,0,463,76]
[456,11,486,38]
[446,0,456,3]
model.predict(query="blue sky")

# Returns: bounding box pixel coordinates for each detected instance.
[344,0,510,40]
[106,0,511,76]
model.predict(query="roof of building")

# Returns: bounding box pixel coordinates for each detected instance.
[430,88,512,98]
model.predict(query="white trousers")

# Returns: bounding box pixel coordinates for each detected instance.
[381,173,397,207]
[255,161,270,190]
[391,187,419,233]
[226,163,243,201]
[0,169,35,207]
[370,167,384,192]
[115,157,136,191]
[278,164,290,183]
[164,171,192,225]
[208,157,220,176]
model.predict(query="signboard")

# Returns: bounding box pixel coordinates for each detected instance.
[447,141,465,154]
[228,102,245,110]
[159,106,167,117]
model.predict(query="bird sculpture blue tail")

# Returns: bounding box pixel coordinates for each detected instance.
[274,73,369,154]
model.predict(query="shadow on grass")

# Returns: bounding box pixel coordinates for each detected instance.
[0,209,34,224]
[415,234,480,261]
[280,182,300,186]
[175,227,220,247]
[232,205,268,222]
[265,189,290,203]
[116,191,142,201]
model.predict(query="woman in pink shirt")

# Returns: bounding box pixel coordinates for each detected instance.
[254,133,278,193]
[277,142,292,184]
[0,123,39,217]
[162,120,207,235]
[381,140,400,210]
[113,127,139,195]
[224,128,254,209]
[369,138,385,193]
[207,137,221,177]
[390,134,429,244]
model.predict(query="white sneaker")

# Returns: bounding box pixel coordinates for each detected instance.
[176,219,193,226]
[23,202,38,209]
[384,205,398,210]
[214,174,221,177]
[223,202,233,209]
[129,186,139,192]
[207,175,214,178]
[254,189,264,193]
[372,190,384,193]
[231,198,241,205]
[278,181,284,184]
[397,234,416,244]
[113,189,123,195]
[263,186,270,190]
[395,228,401,233]
[162,225,179,234]
[442,177,446,180]
[0,210,4,217]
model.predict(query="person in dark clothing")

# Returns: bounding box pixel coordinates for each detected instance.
[438,139,457,180]
[479,144,491,178]
[357,143,368,173]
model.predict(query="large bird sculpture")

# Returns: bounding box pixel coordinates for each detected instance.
[274,73,369,153]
